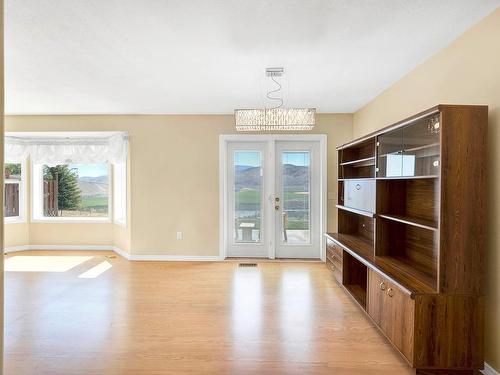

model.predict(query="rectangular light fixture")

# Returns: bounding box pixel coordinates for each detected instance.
[235,108,316,131]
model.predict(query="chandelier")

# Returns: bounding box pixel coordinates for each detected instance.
[235,68,316,131]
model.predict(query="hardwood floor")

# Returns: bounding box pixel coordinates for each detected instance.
[4,251,414,375]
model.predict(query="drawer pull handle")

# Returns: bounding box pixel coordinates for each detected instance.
[379,282,386,291]
[387,288,394,297]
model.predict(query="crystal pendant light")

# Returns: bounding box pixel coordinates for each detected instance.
[235,68,316,131]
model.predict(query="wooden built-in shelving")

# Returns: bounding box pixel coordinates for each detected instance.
[375,175,439,180]
[336,204,374,218]
[326,105,487,374]
[338,177,375,181]
[378,213,437,231]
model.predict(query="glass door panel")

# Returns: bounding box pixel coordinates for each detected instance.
[227,142,268,258]
[275,141,320,259]
[234,151,262,243]
[402,115,440,177]
[281,152,310,244]
[377,128,403,177]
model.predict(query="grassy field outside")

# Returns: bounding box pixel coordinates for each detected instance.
[236,190,309,204]
[54,196,109,217]
[235,189,309,230]
[81,196,108,208]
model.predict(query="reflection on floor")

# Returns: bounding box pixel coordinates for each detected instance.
[5,251,414,375]
[237,229,310,244]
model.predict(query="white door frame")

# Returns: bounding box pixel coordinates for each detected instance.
[219,134,327,261]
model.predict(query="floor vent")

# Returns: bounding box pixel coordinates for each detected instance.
[238,263,258,267]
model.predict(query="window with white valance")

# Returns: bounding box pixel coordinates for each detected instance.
[5,132,128,223]
[5,132,128,165]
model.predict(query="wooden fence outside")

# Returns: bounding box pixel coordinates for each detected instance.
[4,183,19,217]
[44,179,58,217]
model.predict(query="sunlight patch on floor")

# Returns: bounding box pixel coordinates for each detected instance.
[5,256,93,272]
[78,261,112,279]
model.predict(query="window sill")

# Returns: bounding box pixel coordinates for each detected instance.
[4,217,27,224]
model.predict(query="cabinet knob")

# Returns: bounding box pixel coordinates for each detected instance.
[379,282,386,291]
[387,288,394,297]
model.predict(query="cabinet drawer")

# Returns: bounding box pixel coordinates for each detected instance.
[326,247,344,270]
[326,247,342,267]
[367,270,415,364]
[326,258,343,284]
[326,239,343,258]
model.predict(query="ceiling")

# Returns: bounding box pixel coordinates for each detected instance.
[5,0,500,114]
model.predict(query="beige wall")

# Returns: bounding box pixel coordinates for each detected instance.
[0,0,4,372]
[353,7,500,371]
[4,223,29,248]
[5,113,352,256]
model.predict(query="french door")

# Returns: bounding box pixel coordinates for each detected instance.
[226,139,322,259]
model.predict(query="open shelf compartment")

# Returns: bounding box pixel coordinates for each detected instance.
[338,138,376,179]
[376,216,438,292]
[342,251,368,309]
[376,178,439,229]
[338,209,375,250]
[339,138,376,164]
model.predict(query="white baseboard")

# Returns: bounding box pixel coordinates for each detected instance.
[113,247,222,261]
[111,246,131,259]
[483,363,500,375]
[5,245,223,262]
[126,253,223,261]
[28,245,115,251]
[4,245,30,253]
[5,244,115,254]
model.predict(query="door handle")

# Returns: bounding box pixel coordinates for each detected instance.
[275,205,280,210]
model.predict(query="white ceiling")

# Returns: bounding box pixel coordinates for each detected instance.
[5,0,500,114]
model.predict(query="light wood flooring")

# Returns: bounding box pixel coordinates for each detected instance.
[4,251,414,375]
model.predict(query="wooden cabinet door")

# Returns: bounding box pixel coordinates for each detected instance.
[367,270,415,364]
[367,270,387,327]
[384,282,415,364]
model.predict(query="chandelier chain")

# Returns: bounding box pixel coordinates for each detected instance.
[266,76,284,110]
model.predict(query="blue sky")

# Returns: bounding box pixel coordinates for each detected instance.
[69,164,108,177]
[235,152,261,167]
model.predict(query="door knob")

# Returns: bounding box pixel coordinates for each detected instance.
[379,282,386,291]
[275,205,280,210]
[387,288,394,297]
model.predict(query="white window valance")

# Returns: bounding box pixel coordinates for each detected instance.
[5,132,128,166]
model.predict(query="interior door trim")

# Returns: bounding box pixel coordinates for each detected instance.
[219,134,327,261]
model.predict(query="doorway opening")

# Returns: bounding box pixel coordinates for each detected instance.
[219,135,327,260]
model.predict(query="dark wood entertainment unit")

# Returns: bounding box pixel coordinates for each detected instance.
[326,105,487,374]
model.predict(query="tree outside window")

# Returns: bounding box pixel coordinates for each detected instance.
[43,164,109,217]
